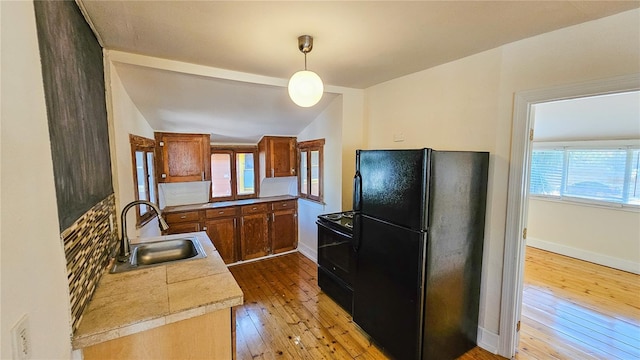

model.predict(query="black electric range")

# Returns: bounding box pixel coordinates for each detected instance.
[316,210,356,314]
[317,211,354,233]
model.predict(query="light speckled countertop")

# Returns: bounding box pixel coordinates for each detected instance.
[72,232,244,349]
[162,195,297,213]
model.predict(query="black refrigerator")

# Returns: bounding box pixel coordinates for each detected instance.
[352,149,489,360]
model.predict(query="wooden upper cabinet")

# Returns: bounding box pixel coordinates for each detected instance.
[156,132,211,183]
[258,136,296,178]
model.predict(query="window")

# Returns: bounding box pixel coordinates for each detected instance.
[211,147,258,201]
[130,135,157,226]
[298,139,325,202]
[530,141,640,207]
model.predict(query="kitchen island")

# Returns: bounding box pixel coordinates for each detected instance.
[73,232,243,359]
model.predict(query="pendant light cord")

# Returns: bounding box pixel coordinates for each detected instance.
[304,52,308,70]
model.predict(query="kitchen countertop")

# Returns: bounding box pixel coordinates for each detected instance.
[72,232,244,349]
[162,195,298,214]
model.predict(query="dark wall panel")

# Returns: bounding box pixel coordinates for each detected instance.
[34,0,113,231]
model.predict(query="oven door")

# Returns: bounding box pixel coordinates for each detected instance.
[317,220,355,286]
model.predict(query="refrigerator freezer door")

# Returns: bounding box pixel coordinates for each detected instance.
[357,149,430,231]
[353,215,427,360]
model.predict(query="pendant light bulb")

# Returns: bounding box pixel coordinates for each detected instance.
[288,35,323,107]
[288,70,324,107]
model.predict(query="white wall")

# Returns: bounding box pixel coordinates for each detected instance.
[340,90,366,210]
[363,8,640,352]
[105,56,159,239]
[296,97,345,261]
[0,2,73,358]
[528,199,640,273]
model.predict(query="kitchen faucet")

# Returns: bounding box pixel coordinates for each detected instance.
[117,200,170,263]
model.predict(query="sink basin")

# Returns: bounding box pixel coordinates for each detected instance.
[110,237,207,273]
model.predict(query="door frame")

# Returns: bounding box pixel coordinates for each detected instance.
[498,73,640,357]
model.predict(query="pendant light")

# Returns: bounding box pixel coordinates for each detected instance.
[288,35,324,107]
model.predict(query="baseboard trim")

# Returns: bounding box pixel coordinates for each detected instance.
[226,249,297,267]
[296,242,317,263]
[477,327,500,355]
[527,237,640,274]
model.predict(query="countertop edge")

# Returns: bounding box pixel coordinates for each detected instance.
[71,294,243,349]
[163,195,298,213]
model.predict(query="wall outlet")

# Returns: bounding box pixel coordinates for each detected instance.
[11,314,30,360]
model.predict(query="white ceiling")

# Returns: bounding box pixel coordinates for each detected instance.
[534,91,640,142]
[78,1,640,144]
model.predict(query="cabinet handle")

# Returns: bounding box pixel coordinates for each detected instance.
[271,169,274,177]
[282,203,287,207]
[201,172,205,181]
[203,226,207,231]
[291,168,295,175]
[252,207,257,210]
[161,173,167,179]
[180,215,187,219]
[218,211,225,214]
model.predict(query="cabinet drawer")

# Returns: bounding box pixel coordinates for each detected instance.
[271,200,296,211]
[165,211,201,223]
[206,207,238,219]
[241,203,268,215]
[165,222,200,235]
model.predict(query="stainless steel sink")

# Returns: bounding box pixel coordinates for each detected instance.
[110,237,207,273]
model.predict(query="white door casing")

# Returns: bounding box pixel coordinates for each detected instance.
[499,73,640,358]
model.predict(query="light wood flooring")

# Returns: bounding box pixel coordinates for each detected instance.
[229,248,639,359]
[517,247,640,359]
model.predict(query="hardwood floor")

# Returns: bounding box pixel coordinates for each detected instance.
[229,249,639,359]
[517,247,640,360]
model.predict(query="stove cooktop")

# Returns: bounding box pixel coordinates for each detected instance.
[318,211,354,232]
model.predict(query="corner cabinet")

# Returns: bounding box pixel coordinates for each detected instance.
[258,136,296,178]
[155,132,211,183]
[164,211,201,234]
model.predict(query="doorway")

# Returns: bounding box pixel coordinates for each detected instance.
[499,73,640,358]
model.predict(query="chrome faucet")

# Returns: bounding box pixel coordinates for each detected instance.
[117,200,170,263]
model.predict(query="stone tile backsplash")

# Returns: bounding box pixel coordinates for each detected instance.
[61,193,118,333]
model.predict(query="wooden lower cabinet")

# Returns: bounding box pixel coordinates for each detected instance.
[165,221,200,234]
[164,200,298,263]
[205,217,237,264]
[164,210,201,235]
[270,209,298,253]
[240,212,269,260]
[82,309,231,359]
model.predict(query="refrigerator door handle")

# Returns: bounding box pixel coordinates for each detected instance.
[353,212,362,252]
[353,170,362,211]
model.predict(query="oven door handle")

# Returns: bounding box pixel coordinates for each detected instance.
[353,213,361,253]
[316,220,352,239]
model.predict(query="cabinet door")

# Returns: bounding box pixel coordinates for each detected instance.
[270,137,296,177]
[270,209,298,254]
[240,213,269,260]
[205,218,237,264]
[157,133,210,183]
